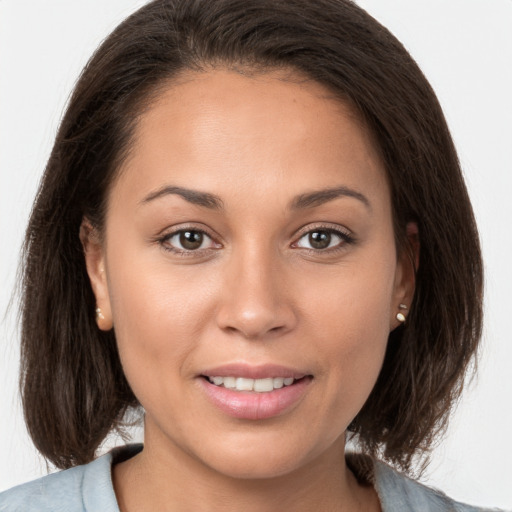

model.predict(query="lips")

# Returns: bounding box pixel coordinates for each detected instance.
[200,363,307,380]
[198,364,312,420]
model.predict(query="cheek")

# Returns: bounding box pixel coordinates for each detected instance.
[298,256,395,415]
[104,252,217,402]
[300,253,395,350]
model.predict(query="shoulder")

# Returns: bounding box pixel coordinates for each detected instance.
[0,447,129,512]
[347,453,503,512]
[372,458,502,512]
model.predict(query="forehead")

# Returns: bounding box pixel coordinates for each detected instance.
[112,68,388,212]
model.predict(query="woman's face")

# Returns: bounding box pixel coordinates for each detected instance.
[85,69,413,478]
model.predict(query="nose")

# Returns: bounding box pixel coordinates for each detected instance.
[215,244,297,340]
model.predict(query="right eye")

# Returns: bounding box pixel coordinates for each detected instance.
[161,229,217,253]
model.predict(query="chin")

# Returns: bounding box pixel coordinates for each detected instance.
[194,430,341,481]
[207,451,308,480]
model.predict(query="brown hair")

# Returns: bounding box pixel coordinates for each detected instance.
[20,0,483,472]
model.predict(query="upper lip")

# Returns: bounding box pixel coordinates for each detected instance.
[200,363,309,380]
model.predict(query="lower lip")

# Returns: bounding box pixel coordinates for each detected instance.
[199,377,312,420]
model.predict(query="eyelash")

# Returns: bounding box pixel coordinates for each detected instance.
[157,224,355,257]
[157,226,219,258]
[292,224,356,255]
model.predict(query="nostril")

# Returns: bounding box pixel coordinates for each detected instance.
[215,290,298,339]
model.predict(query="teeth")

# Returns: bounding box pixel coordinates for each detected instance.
[236,377,254,391]
[223,376,236,389]
[273,377,284,389]
[207,376,298,392]
[253,378,273,392]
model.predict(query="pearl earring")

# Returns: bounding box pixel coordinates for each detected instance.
[396,303,407,323]
[95,307,105,320]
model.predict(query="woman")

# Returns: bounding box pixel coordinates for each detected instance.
[0,0,502,510]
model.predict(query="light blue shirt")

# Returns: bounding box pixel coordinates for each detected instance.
[0,445,502,511]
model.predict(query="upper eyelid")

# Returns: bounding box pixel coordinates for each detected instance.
[291,224,355,252]
[156,225,218,253]
[294,222,352,238]
[159,228,219,256]
[160,224,218,241]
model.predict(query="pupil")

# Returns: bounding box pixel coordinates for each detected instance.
[180,231,203,250]
[309,231,331,249]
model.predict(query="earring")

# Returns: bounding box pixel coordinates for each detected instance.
[95,307,105,320]
[396,303,407,323]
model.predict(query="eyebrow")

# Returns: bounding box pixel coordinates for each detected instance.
[290,186,371,211]
[141,186,224,210]
[140,184,370,211]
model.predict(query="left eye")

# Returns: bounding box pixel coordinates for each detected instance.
[165,230,215,251]
[295,229,347,250]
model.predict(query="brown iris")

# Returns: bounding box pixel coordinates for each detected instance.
[179,230,204,250]
[309,231,332,250]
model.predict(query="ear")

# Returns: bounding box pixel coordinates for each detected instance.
[390,221,419,330]
[79,218,113,330]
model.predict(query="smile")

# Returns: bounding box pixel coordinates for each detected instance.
[206,376,297,392]
[199,373,312,420]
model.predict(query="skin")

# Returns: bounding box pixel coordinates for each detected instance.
[82,68,416,511]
